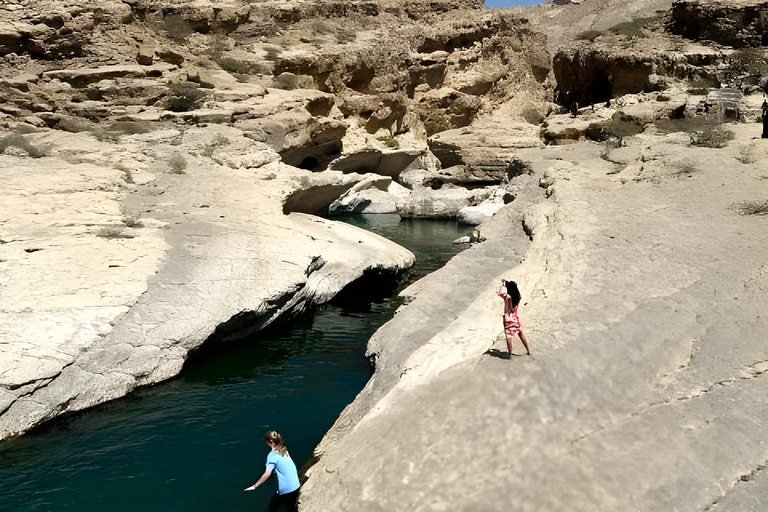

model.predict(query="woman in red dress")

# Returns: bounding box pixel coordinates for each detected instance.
[497,279,530,358]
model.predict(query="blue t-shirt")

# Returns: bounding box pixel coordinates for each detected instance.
[266,450,300,495]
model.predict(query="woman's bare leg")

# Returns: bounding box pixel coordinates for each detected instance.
[505,332,514,359]
[518,331,531,355]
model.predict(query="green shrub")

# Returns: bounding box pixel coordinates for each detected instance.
[723,48,768,89]
[691,126,735,148]
[310,20,335,35]
[166,83,207,112]
[378,136,400,149]
[168,153,188,174]
[609,13,664,39]
[201,135,230,157]
[424,117,449,137]
[264,46,281,61]
[575,30,605,42]
[163,14,194,41]
[120,206,143,228]
[97,226,134,239]
[216,57,253,75]
[336,30,356,44]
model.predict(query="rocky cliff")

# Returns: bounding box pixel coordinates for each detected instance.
[298,1,768,511]
[1,0,767,510]
[0,0,551,438]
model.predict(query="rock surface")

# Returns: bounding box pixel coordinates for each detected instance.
[0,0,553,438]
[300,122,768,512]
[0,122,414,439]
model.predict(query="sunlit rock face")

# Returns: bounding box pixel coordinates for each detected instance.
[0,0,551,439]
[4,2,767,511]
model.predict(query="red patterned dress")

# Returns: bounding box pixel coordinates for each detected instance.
[497,284,521,337]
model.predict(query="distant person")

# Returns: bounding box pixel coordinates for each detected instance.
[762,98,768,138]
[497,279,530,358]
[245,430,300,512]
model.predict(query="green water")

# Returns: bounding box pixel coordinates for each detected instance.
[0,215,472,512]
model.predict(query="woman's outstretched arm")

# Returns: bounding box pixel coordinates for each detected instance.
[244,466,273,491]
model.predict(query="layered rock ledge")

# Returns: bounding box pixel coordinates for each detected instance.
[300,123,768,511]
[0,0,551,439]
[0,122,414,440]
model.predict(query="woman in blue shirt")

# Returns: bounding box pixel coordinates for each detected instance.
[245,430,300,511]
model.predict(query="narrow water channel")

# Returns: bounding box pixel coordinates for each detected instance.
[0,215,472,512]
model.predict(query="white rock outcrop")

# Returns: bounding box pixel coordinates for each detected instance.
[0,122,414,440]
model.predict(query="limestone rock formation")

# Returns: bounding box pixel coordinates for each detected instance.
[295,2,768,511]
[0,121,414,439]
[668,0,768,49]
[300,122,768,512]
[2,0,767,510]
[0,0,553,440]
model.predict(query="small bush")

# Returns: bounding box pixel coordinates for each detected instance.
[95,121,155,143]
[735,200,768,215]
[609,13,664,39]
[575,30,605,42]
[163,14,194,41]
[336,30,356,44]
[691,126,735,148]
[166,83,207,112]
[378,136,400,149]
[121,208,143,228]
[97,226,134,239]
[216,57,253,75]
[424,117,449,137]
[263,46,281,61]
[201,135,230,157]
[722,48,768,90]
[310,20,335,35]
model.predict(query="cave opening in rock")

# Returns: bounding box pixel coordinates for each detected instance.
[298,156,319,170]
[279,141,343,172]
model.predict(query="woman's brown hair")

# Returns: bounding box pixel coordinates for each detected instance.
[264,430,288,456]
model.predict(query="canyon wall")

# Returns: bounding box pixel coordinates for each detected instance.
[1,1,767,510]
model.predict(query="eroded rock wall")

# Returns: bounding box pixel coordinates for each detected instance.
[0,122,415,440]
[668,0,768,48]
[0,0,554,439]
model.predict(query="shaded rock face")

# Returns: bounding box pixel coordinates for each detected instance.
[553,46,658,108]
[668,0,768,48]
[0,1,133,58]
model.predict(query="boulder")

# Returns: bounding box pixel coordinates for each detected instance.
[456,190,508,225]
[428,121,543,174]
[396,183,493,218]
[136,46,155,65]
[329,176,410,215]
